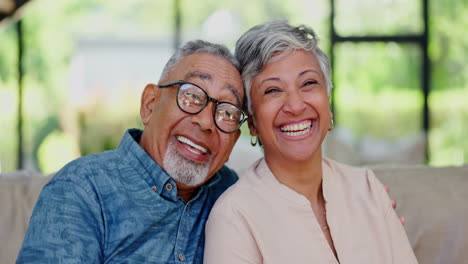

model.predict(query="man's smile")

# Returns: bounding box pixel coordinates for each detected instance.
[175,135,211,163]
[176,135,209,155]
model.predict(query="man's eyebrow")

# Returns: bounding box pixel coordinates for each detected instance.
[184,71,242,106]
[184,71,212,81]
[226,84,242,106]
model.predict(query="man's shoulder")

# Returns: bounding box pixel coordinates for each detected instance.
[51,149,123,185]
[215,165,239,184]
[204,165,239,198]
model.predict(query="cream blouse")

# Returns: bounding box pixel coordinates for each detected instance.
[204,158,418,264]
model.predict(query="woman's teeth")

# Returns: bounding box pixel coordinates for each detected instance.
[282,127,311,136]
[280,120,312,136]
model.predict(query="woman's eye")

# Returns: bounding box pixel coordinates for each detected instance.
[265,88,280,94]
[303,80,317,86]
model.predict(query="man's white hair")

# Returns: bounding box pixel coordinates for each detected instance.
[160,39,240,82]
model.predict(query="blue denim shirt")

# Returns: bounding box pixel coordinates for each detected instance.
[17,129,238,264]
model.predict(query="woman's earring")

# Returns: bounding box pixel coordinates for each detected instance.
[328,118,334,131]
[250,135,258,147]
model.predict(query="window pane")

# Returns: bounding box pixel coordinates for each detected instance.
[181,0,330,49]
[428,0,468,166]
[335,0,423,36]
[429,91,467,166]
[1,0,175,173]
[326,42,424,165]
[0,25,18,172]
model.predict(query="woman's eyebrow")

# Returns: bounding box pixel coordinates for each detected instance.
[259,77,281,87]
[298,69,321,78]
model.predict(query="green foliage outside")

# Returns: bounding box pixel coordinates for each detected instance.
[0,0,466,173]
[334,42,423,140]
[77,101,142,157]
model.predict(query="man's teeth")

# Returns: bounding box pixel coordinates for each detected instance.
[177,136,208,154]
[280,121,312,136]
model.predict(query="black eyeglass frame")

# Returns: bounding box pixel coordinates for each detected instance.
[158,80,248,133]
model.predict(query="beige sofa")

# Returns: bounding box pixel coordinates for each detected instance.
[1,164,467,264]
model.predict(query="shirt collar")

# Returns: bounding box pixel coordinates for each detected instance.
[255,158,333,208]
[116,129,222,202]
[116,129,178,200]
[253,159,309,207]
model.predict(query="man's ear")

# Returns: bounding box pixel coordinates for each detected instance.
[140,84,160,125]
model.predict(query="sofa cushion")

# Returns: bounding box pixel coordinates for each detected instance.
[1,165,467,264]
[374,165,468,264]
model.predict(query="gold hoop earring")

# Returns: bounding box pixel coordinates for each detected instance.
[328,118,334,131]
[250,136,258,146]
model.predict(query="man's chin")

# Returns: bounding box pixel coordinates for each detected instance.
[174,172,208,187]
[175,177,208,188]
[163,140,212,186]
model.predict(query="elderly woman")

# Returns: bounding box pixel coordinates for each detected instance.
[204,21,417,264]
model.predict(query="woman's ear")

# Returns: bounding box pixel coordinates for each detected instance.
[248,116,257,137]
[140,84,160,125]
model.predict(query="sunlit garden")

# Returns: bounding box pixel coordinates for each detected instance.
[0,0,466,174]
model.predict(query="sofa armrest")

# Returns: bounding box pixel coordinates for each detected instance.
[0,170,53,264]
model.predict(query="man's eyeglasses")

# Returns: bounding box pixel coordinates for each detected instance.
[159,80,248,133]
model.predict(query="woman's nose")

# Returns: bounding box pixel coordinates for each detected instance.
[282,90,306,115]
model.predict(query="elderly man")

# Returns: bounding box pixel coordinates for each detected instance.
[17,40,246,263]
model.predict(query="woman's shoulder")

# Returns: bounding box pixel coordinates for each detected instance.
[210,159,266,216]
[323,157,384,197]
[323,157,371,176]
[323,158,391,212]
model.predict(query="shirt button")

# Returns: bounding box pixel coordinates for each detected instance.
[151,186,157,192]
[166,183,173,191]
[178,253,184,261]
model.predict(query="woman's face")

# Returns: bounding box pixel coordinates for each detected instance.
[249,50,331,163]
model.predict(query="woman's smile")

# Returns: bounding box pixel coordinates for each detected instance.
[279,119,313,137]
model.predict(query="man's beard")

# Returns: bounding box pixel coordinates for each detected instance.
[163,140,212,186]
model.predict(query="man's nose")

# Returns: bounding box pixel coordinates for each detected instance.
[190,103,215,132]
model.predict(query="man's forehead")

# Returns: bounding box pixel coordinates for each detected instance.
[184,71,211,81]
[175,54,243,103]
[184,70,243,105]
[181,53,240,79]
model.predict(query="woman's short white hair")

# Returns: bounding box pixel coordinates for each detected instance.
[235,20,333,114]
